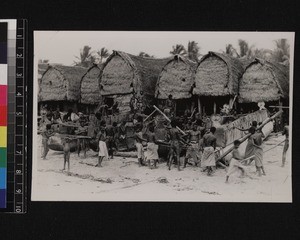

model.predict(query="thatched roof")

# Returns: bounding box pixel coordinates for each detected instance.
[80,64,103,105]
[239,58,289,103]
[155,55,198,99]
[99,51,170,96]
[39,65,87,102]
[193,51,245,96]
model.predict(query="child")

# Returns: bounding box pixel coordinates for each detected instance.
[41,124,54,160]
[134,125,145,167]
[225,140,246,183]
[62,137,71,172]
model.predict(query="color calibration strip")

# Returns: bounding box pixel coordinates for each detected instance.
[0,22,8,208]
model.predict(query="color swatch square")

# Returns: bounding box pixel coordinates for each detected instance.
[0,105,7,126]
[0,148,6,168]
[0,127,7,147]
[0,64,8,85]
[0,189,5,208]
[0,168,6,189]
[0,85,7,105]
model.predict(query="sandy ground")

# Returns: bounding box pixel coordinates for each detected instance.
[31,134,292,202]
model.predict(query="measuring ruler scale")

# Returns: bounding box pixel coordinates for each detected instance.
[0,19,27,213]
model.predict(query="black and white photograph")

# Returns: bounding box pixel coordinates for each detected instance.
[32,31,294,202]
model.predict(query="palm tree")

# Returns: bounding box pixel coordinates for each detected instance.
[97,47,110,63]
[170,44,187,56]
[74,45,92,68]
[138,52,154,58]
[225,44,240,57]
[187,41,200,62]
[271,39,290,65]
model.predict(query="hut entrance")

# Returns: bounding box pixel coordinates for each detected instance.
[38,101,77,115]
[175,99,193,116]
[198,96,231,116]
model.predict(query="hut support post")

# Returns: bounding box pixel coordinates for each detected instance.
[198,97,202,117]
[213,101,217,114]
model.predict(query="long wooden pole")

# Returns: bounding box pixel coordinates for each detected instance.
[143,109,157,122]
[216,110,283,162]
[153,105,186,135]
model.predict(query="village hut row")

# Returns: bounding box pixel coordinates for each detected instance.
[38,64,103,113]
[156,51,289,116]
[38,51,289,118]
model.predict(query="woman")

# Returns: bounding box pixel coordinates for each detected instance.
[245,127,256,165]
[96,125,109,167]
[251,128,266,176]
[145,126,159,169]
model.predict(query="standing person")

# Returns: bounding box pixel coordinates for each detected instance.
[52,107,62,124]
[41,124,54,160]
[282,125,289,167]
[165,94,175,117]
[252,129,266,176]
[225,140,247,183]
[201,127,217,176]
[96,125,109,167]
[167,119,182,171]
[117,120,128,150]
[106,122,118,159]
[184,124,202,168]
[130,92,138,114]
[145,126,159,169]
[62,137,71,172]
[134,125,145,167]
[75,121,88,158]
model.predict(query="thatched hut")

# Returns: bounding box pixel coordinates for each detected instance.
[38,65,87,112]
[238,58,289,118]
[193,51,245,115]
[79,64,103,113]
[99,51,170,114]
[155,55,198,115]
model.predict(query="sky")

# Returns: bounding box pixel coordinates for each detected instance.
[34,31,294,65]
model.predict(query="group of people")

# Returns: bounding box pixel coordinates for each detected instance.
[39,101,290,182]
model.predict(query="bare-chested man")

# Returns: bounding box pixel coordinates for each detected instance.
[184,124,201,168]
[167,120,182,171]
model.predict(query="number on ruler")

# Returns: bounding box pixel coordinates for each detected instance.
[16,189,22,194]
[16,169,22,174]
[16,112,22,116]
[17,73,23,77]
[17,92,22,96]
[17,53,23,58]
[16,150,22,155]
[16,207,22,213]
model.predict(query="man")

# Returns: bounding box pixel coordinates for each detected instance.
[201,127,217,176]
[41,124,55,160]
[184,124,201,168]
[75,121,88,158]
[165,94,175,116]
[106,122,118,159]
[130,92,138,114]
[281,125,289,167]
[52,107,62,124]
[225,140,246,183]
[167,119,182,171]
